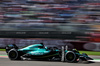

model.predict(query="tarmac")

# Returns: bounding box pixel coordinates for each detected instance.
[0,51,100,66]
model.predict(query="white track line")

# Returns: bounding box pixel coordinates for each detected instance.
[0,56,8,58]
[88,60,100,62]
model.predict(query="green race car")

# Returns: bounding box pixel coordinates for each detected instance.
[5,43,93,63]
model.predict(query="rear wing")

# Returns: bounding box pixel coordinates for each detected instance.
[5,44,18,53]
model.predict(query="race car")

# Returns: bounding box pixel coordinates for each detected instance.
[5,43,93,63]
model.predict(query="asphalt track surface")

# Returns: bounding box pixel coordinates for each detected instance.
[0,51,100,66]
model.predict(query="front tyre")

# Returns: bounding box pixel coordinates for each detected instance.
[65,51,78,63]
[8,49,21,60]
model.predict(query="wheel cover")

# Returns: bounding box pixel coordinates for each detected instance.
[65,52,76,62]
[9,51,17,58]
[8,50,18,60]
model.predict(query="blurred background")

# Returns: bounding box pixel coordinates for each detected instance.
[0,0,100,51]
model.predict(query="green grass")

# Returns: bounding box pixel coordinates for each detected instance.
[0,49,5,51]
[79,51,100,56]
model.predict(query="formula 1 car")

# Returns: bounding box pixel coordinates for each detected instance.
[5,43,93,63]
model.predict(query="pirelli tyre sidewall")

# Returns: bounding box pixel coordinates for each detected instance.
[8,49,20,60]
[65,51,77,63]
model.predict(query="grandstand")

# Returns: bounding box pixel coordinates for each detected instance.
[0,0,100,37]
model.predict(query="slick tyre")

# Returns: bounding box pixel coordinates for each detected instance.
[65,51,78,63]
[8,49,21,60]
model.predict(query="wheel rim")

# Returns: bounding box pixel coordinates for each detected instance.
[65,52,76,62]
[8,51,18,59]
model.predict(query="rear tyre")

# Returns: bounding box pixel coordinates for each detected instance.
[8,49,21,60]
[65,51,78,63]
